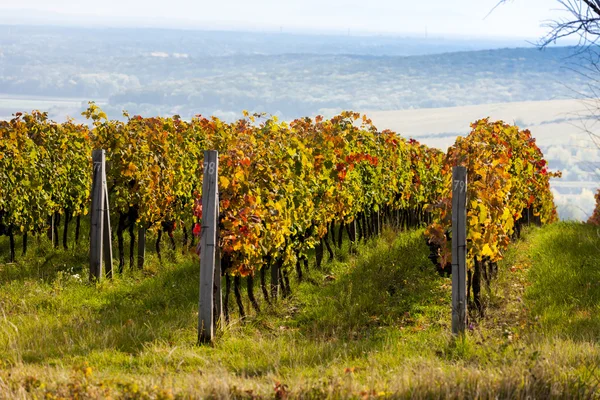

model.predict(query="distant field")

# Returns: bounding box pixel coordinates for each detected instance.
[368,98,595,149]
[368,99,600,221]
[0,94,107,120]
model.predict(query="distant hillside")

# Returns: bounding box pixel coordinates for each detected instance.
[0,25,591,121]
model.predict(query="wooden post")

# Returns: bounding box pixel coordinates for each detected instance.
[103,183,114,278]
[451,166,467,335]
[137,228,146,269]
[271,260,279,299]
[50,214,54,248]
[90,150,113,281]
[198,150,219,344]
[214,197,223,327]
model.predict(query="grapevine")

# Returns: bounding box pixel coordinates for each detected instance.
[0,108,559,319]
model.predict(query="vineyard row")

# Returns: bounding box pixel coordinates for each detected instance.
[0,105,559,315]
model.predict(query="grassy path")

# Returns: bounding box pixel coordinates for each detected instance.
[0,223,599,398]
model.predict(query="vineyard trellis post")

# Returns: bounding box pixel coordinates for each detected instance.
[138,228,146,269]
[198,150,221,344]
[451,166,467,335]
[50,214,55,248]
[271,260,279,299]
[89,149,113,281]
[215,220,223,326]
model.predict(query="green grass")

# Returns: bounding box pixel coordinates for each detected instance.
[524,223,600,340]
[1,222,600,398]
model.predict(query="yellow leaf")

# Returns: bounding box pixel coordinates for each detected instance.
[219,176,230,189]
[478,204,488,224]
[502,207,514,231]
[481,244,494,257]
[274,201,284,214]
[470,231,482,241]
[505,216,514,232]
[234,170,245,182]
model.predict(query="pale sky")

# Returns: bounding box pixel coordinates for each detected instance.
[0,0,568,38]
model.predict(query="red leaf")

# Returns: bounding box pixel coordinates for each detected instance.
[193,223,201,236]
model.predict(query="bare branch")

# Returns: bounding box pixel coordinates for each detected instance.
[496,0,600,46]
[582,0,600,18]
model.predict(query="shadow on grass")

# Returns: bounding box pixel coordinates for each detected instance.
[10,228,448,371]
[293,230,448,339]
[0,235,90,283]
[15,259,200,364]
[0,218,189,282]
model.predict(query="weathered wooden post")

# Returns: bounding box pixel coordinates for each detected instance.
[137,228,146,269]
[452,166,467,335]
[214,205,223,327]
[50,214,54,248]
[198,150,220,344]
[271,260,279,299]
[89,150,103,280]
[90,149,113,281]
[103,181,113,278]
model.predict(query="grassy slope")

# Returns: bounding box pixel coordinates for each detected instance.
[0,223,599,399]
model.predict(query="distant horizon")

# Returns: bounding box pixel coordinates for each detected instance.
[0,0,576,44]
[0,19,577,48]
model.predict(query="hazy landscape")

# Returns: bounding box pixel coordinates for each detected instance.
[0,25,591,120]
[0,24,598,219]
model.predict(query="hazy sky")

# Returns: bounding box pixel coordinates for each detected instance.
[0,0,566,38]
